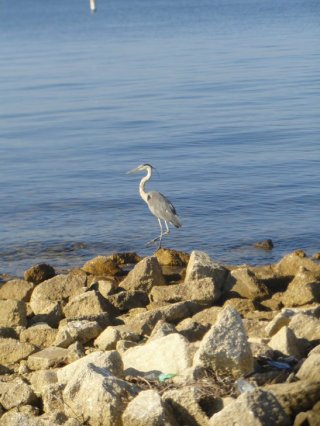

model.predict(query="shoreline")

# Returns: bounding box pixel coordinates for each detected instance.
[0,248,320,424]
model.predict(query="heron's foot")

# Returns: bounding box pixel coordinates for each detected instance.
[145,236,160,247]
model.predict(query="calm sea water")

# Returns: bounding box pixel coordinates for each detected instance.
[1,0,319,276]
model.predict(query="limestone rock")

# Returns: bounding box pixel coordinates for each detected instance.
[289,313,320,342]
[193,307,253,378]
[0,338,36,364]
[176,318,209,342]
[123,333,193,376]
[122,389,177,426]
[27,346,68,370]
[268,326,303,358]
[89,278,118,298]
[0,377,37,410]
[209,389,290,426]
[163,385,211,426]
[0,299,27,327]
[155,248,190,266]
[123,301,195,336]
[20,324,58,348]
[223,298,257,316]
[224,267,269,300]
[294,401,320,426]
[107,290,149,311]
[30,271,87,314]
[63,290,111,319]
[120,256,165,292]
[57,350,123,385]
[265,311,292,337]
[265,380,320,418]
[184,251,227,302]
[297,354,320,382]
[191,306,222,326]
[29,369,58,396]
[150,284,186,304]
[282,267,320,307]
[0,279,34,302]
[42,383,65,414]
[54,320,102,348]
[30,301,63,328]
[82,255,120,276]
[274,252,320,277]
[24,263,55,284]
[149,321,177,341]
[62,363,138,425]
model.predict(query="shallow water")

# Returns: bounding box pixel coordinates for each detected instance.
[1,0,320,275]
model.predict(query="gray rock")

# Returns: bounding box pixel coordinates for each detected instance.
[0,299,27,328]
[282,267,320,307]
[120,256,166,293]
[62,363,138,425]
[29,271,87,315]
[162,385,211,426]
[209,389,290,426]
[224,267,269,300]
[268,326,303,358]
[184,251,227,302]
[297,354,320,382]
[57,350,123,385]
[29,369,58,396]
[0,377,37,410]
[54,319,102,347]
[123,333,193,376]
[0,338,36,364]
[27,347,68,370]
[193,306,253,378]
[265,380,320,418]
[122,389,177,426]
[20,324,58,349]
[0,279,34,302]
[63,290,112,319]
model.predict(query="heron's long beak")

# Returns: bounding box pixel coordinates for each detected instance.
[127,166,141,175]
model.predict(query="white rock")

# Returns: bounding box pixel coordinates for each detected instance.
[63,363,138,425]
[123,333,193,376]
[193,306,253,378]
[122,389,176,426]
[57,350,123,385]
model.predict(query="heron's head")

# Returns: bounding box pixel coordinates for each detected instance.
[127,163,154,174]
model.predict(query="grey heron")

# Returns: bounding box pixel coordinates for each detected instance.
[127,163,182,248]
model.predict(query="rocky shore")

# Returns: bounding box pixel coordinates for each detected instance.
[0,248,320,425]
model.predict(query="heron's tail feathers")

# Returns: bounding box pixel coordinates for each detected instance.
[171,215,182,228]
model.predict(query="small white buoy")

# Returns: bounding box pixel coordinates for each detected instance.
[89,0,96,12]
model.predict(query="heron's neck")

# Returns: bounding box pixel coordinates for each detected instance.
[139,167,152,203]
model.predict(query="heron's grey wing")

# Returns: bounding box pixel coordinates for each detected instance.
[147,191,181,227]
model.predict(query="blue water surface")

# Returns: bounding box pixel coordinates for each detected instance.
[0,0,320,275]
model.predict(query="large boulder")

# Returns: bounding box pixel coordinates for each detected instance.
[123,333,193,376]
[289,313,320,342]
[297,354,320,382]
[155,248,190,266]
[193,307,253,378]
[268,326,303,358]
[120,256,166,292]
[0,299,27,327]
[29,271,87,314]
[62,363,138,425]
[184,251,227,303]
[122,389,177,426]
[274,252,320,277]
[0,279,34,302]
[209,389,290,426]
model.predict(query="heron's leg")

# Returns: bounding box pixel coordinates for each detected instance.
[162,221,170,236]
[146,218,163,247]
